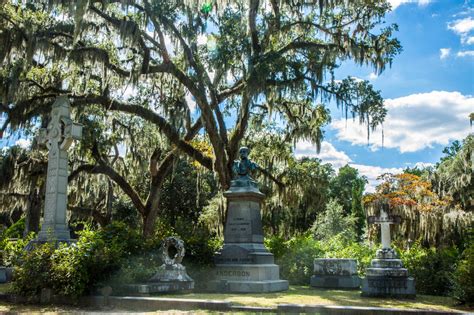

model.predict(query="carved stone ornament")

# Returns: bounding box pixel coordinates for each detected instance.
[161,237,186,266]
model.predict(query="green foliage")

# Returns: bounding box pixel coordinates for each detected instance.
[2,217,25,239]
[266,234,323,285]
[312,199,356,241]
[453,240,474,304]
[318,235,375,275]
[12,242,55,297]
[399,242,460,296]
[12,222,143,298]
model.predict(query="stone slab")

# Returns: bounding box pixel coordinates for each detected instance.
[313,258,358,276]
[361,276,416,298]
[124,281,194,295]
[310,275,360,289]
[207,279,289,293]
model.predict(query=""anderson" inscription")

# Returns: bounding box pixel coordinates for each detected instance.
[216,270,251,277]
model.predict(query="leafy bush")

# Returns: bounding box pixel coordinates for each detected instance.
[11,222,144,298]
[12,242,55,297]
[266,234,323,285]
[399,242,460,296]
[453,241,474,304]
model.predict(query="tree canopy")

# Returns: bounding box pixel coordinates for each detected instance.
[1,0,399,189]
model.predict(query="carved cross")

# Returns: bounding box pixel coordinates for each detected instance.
[368,205,401,249]
[36,96,82,242]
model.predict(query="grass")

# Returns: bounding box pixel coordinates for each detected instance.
[160,285,473,313]
[0,283,471,313]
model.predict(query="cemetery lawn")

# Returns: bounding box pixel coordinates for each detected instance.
[161,285,472,313]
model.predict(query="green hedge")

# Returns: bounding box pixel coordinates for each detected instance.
[266,234,473,303]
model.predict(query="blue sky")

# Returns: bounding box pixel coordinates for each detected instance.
[295,0,474,191]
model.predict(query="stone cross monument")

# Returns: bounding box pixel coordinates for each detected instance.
[208,147,288,292]
[361,202,415,298]
[35,96,82,243]
[368,207,401,253]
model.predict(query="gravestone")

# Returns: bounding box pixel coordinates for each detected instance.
[126,237,194,295]
[361,203,416,298]
[310,258,360,289]
[27,96,82,248]
[208,147,288,293]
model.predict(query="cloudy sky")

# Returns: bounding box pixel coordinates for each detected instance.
[295,0,474,192]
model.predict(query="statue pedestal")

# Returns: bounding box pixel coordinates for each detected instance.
[208,181,288,292]
[361,248,416,298]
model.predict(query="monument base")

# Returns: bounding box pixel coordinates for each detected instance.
[361,276,416,298]
[124,281,194,295]
[208,264,289,293]
[361,252,416,298]
[310,275,360,289]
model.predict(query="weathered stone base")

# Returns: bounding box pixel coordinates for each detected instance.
[361,276,416,298]
[208,264,288,292]
[208,279,289,293]
[310,275,360,289]
[125,281,194,295]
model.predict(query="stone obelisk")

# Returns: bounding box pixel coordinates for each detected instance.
[209,147,288,293]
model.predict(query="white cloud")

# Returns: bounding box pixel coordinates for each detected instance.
[332,91,474,153]
[294,140,351,169]
[466,36,474,45]
[448,17,474,35]
[457,50,474,57]
[15,138,31,149]
[388,0,431,10]
[367,72,378,80]
[439,48,451,59]
[448,17,474,45]
[352,164,403,193]
[294,140,404,192]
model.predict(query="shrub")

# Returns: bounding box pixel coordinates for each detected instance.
[400,242,459,296]
[12,243,55,296]
[11,223,144,298]
[266,234,323,285]
[453,241,474,304]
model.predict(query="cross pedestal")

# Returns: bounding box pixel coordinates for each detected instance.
[30,96,82,246]
[361,203,416,298]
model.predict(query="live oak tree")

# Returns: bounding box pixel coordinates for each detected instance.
[0,0,399,236]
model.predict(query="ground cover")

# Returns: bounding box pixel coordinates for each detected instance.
[161,286,472,313]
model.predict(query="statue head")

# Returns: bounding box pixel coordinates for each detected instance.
[239,146,250,160]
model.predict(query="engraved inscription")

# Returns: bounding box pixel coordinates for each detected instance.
[216,270,251,277]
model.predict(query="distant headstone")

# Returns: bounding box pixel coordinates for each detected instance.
[208,147,289,293]
[361,204,416,298]
[126,237,194,295]
[27,96,82,249]
[310,258,360,289]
